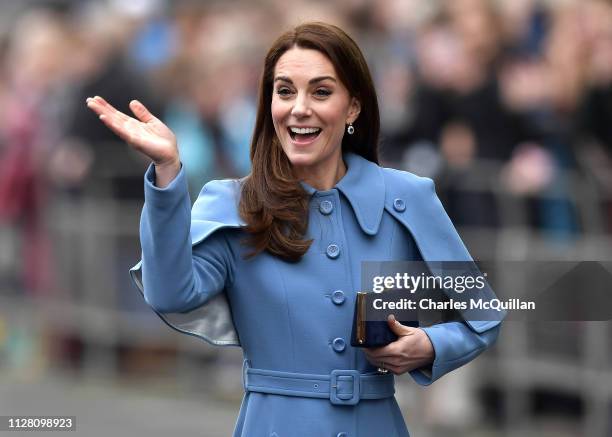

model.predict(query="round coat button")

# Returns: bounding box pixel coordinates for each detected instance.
[332,337,346,352]
[326,244,340,259]
[331,290,345,305]
[393,198,406,212]
[337,433,348,437]
[319,200,333,215]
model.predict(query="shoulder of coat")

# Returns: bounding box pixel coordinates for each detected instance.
[192,178,244,225]
[380,166,435,199]
[199,178,242,197]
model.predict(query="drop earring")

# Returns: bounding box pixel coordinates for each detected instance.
[347,122,354,135]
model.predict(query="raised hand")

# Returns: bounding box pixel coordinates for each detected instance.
[86,96,179,187]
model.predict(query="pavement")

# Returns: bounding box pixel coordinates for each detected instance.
[0,372,239,437]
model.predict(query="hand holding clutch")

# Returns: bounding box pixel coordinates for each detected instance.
[362,315,435,375]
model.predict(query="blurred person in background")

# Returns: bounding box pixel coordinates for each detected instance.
[61,2,161,200]
[379,0,600,239]
[86,21,502,436]
[401,0,533,230]
[576,0,612,231]
[0,9,70,295]
[136,2,264,200]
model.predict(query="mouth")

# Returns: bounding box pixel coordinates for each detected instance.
[288,126,322,145]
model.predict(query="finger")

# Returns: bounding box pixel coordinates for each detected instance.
[129,100,156,123]
[100,97,134,124]
[93,95,120,113]
[87,97,145,144]
[86,99,123,127]
[368,357,403,375]
[383,363,404,375]
[387,314,416,337]
[89,96,133,123]
[87,96,114,116]
[363,346,392,359]
[364,355,390,369]
[99,114,148,149]
[97,113,134,144]
[379,357,402,368]
[364,341,398,354]
[86,97,109,117]
[364,347,398,360]
[365,353,401,367]
[365,352,400,363]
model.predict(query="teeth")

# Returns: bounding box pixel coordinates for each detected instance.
[290,127,321,134]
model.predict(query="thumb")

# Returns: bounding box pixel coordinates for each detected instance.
[387,314,414,336]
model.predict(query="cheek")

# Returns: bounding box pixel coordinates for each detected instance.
[321,107,347,139]
[271,99,288,128]
[320,100,349,129]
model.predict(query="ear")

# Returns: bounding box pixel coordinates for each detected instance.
[346,97,361,124]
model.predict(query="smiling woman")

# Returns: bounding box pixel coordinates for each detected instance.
[240,23,380,261]
[271,48,360,187]
[86,21,503,437]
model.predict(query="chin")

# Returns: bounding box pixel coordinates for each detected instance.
[282,146,318,167]
[279,135,341,173]
[286,153,317,168]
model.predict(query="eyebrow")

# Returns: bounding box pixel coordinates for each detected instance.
[273,75,337,85]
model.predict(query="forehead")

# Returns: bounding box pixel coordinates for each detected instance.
[274,47,337,79]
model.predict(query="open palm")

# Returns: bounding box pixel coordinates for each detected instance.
[86,96,178,166]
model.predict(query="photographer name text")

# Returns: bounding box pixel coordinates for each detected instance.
[373,297,535,312]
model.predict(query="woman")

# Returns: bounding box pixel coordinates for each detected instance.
[87,22,502,437]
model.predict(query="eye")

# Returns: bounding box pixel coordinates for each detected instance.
[276,87,293,97]
[314,88,332,98]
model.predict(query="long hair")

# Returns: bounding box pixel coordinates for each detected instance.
[239,22,380,261]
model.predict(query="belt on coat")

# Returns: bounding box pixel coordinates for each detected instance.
[242,362,395,406]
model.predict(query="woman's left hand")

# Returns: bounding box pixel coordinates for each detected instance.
[363,315,435,375]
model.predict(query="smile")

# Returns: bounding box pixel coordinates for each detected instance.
[288,126,322,145]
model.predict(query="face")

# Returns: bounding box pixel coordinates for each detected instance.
[271,47,360,178]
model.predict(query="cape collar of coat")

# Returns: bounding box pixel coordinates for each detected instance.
[300,152,385,236]
[131,152,504,347]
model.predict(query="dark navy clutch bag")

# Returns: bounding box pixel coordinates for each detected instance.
[350,292,419,347]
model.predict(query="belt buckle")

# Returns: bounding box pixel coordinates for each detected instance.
[330,369,360,405]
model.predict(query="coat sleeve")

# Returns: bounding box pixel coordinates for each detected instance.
[129,164,242,346]
[139,163,235,313]
[381,168,504,385]
[383,169,505,334]
[409,321,500,386]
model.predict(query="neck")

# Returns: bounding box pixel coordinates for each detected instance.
[295,155,347,191]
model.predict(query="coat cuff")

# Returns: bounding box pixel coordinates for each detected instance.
[409,322,499,386]
[143,162,188,208]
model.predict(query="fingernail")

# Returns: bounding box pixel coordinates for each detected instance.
[388,314,396,323]
[86,97,91,102]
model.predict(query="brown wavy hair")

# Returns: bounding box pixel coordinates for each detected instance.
[239,22,380,261]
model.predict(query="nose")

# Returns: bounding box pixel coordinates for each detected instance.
[291,93,312,118]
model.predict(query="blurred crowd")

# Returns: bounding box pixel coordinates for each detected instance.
[1,0,612,296]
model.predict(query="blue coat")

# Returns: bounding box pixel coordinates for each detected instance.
[130,152,503,437]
